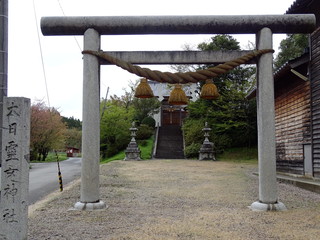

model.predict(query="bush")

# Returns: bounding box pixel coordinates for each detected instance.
[136,124,154,140]
[100,131,131,158]
[137,139,148,146]
[184,142,201,159]
[182,119,205,146]
[141,116,156,128]
[102,144,120,158]
[211,134,232,154]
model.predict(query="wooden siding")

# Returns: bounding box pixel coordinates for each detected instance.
[311,28,320,178]
[275,77,311,175]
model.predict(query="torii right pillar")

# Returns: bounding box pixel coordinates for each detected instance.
[250,27,286,211]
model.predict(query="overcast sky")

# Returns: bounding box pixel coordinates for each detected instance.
[8,0,296,120]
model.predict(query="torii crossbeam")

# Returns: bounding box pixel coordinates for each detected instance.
[41,14,316,211]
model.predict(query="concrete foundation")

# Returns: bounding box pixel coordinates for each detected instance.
[250,201,287,211]
[73,200,106,211]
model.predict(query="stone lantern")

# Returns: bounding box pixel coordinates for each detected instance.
[124,122,141,161]
[199,122,215,161]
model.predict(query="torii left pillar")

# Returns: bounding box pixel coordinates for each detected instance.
[74,28,106,210]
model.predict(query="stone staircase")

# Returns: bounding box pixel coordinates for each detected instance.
[154,125,185,159]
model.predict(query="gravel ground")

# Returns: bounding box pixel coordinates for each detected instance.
[28,160,320,240]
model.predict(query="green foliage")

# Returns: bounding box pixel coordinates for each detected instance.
[136,124,154,140]
[137,139,148,146]
[64,128,82,149]
[217,147,258,163]
[274,34,309,69]
[182,35,257,155]
[184,97,257,153]
[198,35,240,51]
[132,97,160,123]
[99,79,159,159]
[182,118,205,146]
[101,150,125,163]
[184,142,201,159]
[31,151,68,163]
[139,137,154,159]
[62,116,82,130]
[141,116,156,128]
[100,101,134,158]
[211,134,232,154]
[100,136,154,163]
[30,101,67,161]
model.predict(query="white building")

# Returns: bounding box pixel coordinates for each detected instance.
[149,81,198,126]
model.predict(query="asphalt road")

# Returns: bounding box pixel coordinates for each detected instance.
[28,157,81,205]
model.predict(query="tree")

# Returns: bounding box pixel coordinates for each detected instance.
[274,34,309,69]
[100,100,135,158]
[182,35,257,154]
[65,128,82,149]
[62,116,82,149]
[62,116,82,130]
[99,79,160,158]
[131,97,160,124]
[198,34,240,51]
[129,79,160,124]
[30,101,67,161]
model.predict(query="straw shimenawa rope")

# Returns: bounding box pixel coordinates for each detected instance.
[82,49,274,84]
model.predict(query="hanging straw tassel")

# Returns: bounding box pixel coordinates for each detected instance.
[200,79,220,100]
[134,78,154,98]
[168,84,189,105]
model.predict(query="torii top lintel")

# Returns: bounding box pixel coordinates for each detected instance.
[41,15,316,36]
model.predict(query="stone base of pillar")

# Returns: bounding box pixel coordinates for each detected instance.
[199,151,215,160]
[199,142,215,161]
[73,200,106,211]
[124,141,141,161]
[249,201,286,211]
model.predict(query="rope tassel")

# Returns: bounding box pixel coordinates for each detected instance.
[82,49,274,84]
[168,84,189,105]
[134,78,154,98]
[200,79,220,100]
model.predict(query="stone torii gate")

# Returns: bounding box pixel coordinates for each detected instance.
[41,14,315,211]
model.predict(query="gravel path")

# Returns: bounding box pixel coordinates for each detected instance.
[28,160,320,240]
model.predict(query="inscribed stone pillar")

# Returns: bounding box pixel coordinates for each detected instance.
[0,97,30,240]
[74,28,105,210]
[250,28,286,211]
[0,0,8,167]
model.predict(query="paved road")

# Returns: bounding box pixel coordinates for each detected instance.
[28,158,81,205]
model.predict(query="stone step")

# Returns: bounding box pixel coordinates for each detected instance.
[155,125,185,159]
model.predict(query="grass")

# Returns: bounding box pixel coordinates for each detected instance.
[30,151,68,163]
[100,136,154,164]
[217,147,258,163]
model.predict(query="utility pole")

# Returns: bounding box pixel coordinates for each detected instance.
[0,0,8,166]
